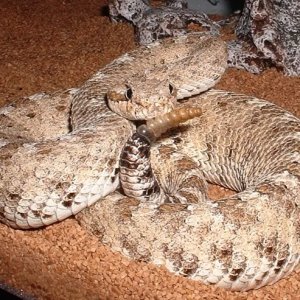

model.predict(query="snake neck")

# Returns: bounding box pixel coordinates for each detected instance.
[119,132,162,203]
[119,107,204,203]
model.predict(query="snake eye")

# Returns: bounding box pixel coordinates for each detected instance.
[169,83,175,95]
[125,87,133,100]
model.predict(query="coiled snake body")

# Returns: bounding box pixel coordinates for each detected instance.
[0,33,299,291]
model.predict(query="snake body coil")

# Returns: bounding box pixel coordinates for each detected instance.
[1,33,299,291]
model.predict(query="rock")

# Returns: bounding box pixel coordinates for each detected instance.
[108,0,219,45]
[108,0,300,76]
[231,0,300,76]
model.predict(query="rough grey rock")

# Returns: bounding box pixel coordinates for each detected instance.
[109,0,219,45]
[231,0,300,76]
[108,0,300,76]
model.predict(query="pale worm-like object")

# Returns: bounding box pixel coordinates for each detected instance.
[137,107,202,142]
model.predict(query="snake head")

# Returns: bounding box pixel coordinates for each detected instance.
[107,78,178,120]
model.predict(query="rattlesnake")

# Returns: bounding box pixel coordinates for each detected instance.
[0,33,299,291]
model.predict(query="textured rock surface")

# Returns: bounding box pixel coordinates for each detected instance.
[109,0,300,76]
[109,0,219,45]
[229,0,300,76]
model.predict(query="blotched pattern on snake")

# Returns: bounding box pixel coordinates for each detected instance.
[0,33,299,291]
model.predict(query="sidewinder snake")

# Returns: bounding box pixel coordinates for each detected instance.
[0,33,299,291]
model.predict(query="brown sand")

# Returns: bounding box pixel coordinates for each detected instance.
[0,1,300,299]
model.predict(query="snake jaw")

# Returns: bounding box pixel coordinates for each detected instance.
[109,97,177,120]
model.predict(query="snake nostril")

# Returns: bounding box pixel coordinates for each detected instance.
[125,87,133,100]
[169,83,174,94]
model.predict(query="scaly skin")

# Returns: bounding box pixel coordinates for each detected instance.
[2,31,299,291]
[78,90,300,291]
[0,33,226,228]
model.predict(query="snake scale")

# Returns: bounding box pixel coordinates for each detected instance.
[0,33,299,291]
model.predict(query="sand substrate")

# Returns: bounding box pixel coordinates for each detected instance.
[0,1,300,299]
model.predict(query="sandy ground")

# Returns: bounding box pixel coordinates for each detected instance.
[0,0,299,299]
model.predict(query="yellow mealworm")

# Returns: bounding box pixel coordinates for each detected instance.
[137,107,202,142]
